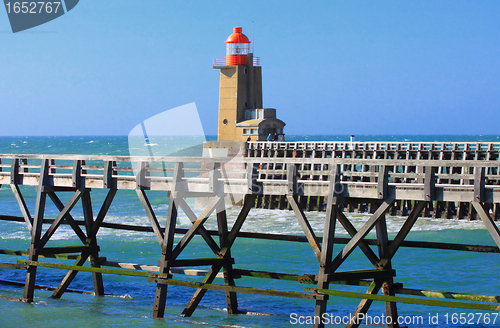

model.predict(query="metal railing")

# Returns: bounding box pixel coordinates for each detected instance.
[213,56,260,66]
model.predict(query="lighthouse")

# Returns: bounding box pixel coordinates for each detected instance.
[225,26,250,66]
[213,26,285,142]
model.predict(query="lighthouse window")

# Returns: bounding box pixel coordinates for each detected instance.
[243,129,258,135]
[245,109,257,120]
[226,43,249,55]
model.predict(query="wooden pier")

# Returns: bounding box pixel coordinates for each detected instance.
[1,142,500,328]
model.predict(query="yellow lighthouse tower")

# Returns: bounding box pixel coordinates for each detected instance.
[213,26,285,142]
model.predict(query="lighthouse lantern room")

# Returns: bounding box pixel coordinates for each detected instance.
[213,26,285,142]
[225,27,250,65]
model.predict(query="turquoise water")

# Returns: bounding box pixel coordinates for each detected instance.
[0,136,499,328]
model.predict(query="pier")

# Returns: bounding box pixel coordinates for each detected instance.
[247,141,500,220]
[1,141,500,328]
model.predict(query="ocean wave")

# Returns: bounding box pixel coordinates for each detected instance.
[0,208,495,241]
[110,294,134,300]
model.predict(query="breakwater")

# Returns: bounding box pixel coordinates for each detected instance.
[247,141,500,221]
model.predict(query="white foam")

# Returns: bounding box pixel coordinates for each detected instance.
[0,206,496,241]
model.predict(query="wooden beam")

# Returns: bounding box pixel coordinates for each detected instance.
[395,287,500,304]
[329,198,394,272]
[375,215,399,328]
[166,258,233,267]
[379,201,427,268]
[47,191,88,244]
[424,166,436,201]
[103,161,116,189]
[313,165,340,328]
[135,161,149,190]
[181,263,225,317]
[89,189,117,239]
[377,165,390,199]
[0,263,28,270]
[152,278,319,300]
[472,202,500,249]
[208,162,219,193]
[336,211,380,267]
[81,190,105,296]
[345,280,383,328]
[9,184,32,232]
[216,198,239,314]
[182,194,256,317]
[171,195,222,260]
[18,260,170,278]
[24,159,49,302]
[308,287,500,311]
[72,160,83,189]
[52,253,90,299]
[41,190,85,247]
[36,246,98,256]
[287,195,322,262]
[175,197,221,255]
[222,194,257,252]
[136,189,164,247]
[247,163,260,193]
[10,158,19,184]
[287,163,298,195]
[153,163,181,319]
[323,269,396,282]
[474,167,485,202]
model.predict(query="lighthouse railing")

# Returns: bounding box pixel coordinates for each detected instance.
[213,57,260,66]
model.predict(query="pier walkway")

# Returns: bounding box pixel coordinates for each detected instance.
[0,142,500,328]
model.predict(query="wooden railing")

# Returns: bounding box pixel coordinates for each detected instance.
[1,154,500,203]
[247,141,500,153]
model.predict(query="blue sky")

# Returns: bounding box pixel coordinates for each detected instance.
[1,0,500,136]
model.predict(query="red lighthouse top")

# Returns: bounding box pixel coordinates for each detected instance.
[225,26,250,66]
[225,27,250,44]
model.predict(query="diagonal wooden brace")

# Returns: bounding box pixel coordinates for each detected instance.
[89,189,117,240]
[41,190,86,247]
[175,197,221,255]
[136,189,165,247]
[329,198,394,272]
[181,194,256,317]
[473,202,500,249]
[336,210,380,267]
[287,195,322,262]
[171,195,223,260]
[378,201,427,268]
[10,184,33,232]
[52,252,91,299]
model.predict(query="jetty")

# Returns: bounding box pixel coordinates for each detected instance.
[1,140,500,328]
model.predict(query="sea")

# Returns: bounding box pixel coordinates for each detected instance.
[0,135,500,328]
